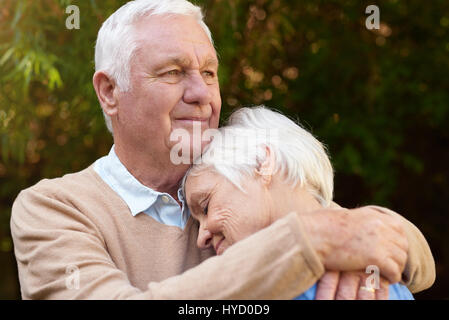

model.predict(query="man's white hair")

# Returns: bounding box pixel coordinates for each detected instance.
[95,0,213,133]
[183,106,334,207]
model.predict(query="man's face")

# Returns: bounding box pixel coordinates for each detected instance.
[114,14,221,162]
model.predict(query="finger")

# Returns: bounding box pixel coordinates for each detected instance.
[386,215,408,238]
[357,286,376,300]
[380,243,407,281]
[393,227,409,250]
[316,271,340,300]
[380,257,402,284]
[390,243,408,273]
[335,272,360,300]
[388,228,409,254]
[375,277,389,300]
[357,273,375,300]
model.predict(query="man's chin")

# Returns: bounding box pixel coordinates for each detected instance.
[173,119,210,133]
[168,133,213,164]
[167,143,205,166]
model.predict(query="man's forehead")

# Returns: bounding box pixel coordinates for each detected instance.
[133,36,218,69]
[133,13,212,44]
[133,22,217,66]
[162,54,218,66]
[134,49,218,70]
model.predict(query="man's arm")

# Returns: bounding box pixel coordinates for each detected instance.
[11,185,412,299]
[367,205,436,293]
[328,202,435,293]
[11,187,325,299]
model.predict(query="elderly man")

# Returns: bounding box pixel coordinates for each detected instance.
[11,0,434,299]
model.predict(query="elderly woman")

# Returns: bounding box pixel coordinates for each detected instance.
[182,106,414,300]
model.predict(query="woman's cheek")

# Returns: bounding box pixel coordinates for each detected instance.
[206,211,225,234]
[207,209,230,238]
[223,214,248,243]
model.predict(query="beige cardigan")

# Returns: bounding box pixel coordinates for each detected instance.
[10,165,435,299]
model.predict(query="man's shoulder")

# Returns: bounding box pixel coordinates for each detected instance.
[11,163,124,231]
[13,164,107,210]
[10,164,117,256]
[22,165,96,196]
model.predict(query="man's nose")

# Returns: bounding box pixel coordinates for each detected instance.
[197,224,213,249]
[183,72,213,107]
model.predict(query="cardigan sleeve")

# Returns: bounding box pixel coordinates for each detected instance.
[11,186,324,300]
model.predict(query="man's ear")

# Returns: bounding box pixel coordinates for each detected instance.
[254,145,275,186]
[92,71,119,117]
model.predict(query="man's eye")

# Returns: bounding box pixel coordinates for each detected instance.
[202,70,215,78]
[203,204,208,216]
[202,71,217,85]
[166,70,182,76]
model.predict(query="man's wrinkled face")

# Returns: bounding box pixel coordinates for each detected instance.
[115,14,221,161]
[185,169,272,255]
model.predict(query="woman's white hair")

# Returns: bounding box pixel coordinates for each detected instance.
[182,106,334,207]
[95,0,213,133]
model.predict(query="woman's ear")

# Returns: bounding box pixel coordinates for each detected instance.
[255,145,275,186]
[92,71,119,117]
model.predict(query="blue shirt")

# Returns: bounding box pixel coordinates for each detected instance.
[294,283,414,300]
[93,145,189,229]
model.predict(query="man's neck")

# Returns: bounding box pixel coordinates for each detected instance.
[114,144,190,201]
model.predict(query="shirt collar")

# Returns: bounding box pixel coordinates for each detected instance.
[94,145,184,216]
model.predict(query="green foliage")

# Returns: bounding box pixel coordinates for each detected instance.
[1,0,448,298]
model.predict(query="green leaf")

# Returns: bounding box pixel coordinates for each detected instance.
[48,67,63,90]
[0,48,15,66]
[11,0,25,29]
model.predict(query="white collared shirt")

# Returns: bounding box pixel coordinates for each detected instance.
[93,145,189,229]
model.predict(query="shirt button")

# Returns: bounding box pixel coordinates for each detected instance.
[161,195,170,204]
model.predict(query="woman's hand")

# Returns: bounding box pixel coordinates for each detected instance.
[315,271,390,300]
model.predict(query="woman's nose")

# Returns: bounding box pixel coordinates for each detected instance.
[197,225,213,249]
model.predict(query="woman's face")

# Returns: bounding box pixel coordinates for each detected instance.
[185,169,273,255]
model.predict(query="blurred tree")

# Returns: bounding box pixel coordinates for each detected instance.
[0,0,448,299]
